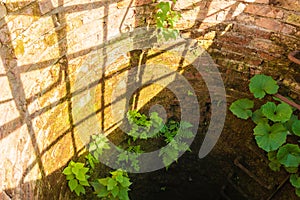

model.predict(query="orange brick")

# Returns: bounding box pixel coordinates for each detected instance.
[255,17,296,34]
[244,4,284,19]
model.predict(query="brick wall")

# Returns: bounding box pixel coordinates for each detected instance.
[0,0,300,199]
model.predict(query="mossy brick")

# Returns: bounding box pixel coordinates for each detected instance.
[286,14,300,27]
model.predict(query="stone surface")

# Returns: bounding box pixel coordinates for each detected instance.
[1,0,300,199]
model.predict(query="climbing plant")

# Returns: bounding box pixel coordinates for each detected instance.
[230,74,300,197]
[159,120,194,169]
[154,0,181,40]
[63,109,194,198]
[62,161,90,196]
[91,169,132,200]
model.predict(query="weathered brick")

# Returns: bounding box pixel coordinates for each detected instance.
[270,33,300,50]
[203,31,216,40]
[286,13,300,27]
[1,0,300,198]
[2,0,35,12]
[255,17,297,34]
[258,51,279,61]
[238,0,269,4]
[233,23,271,39]
[235,13,255,24]
[255,17,281,31]
[244,4,284,19]
[249,38,285,54]
[220,42,257,56]
[218,32,251,45]
[0,3,6,20]
[279,0,300,12]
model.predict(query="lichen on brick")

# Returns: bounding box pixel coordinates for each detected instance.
[286,14,300,27]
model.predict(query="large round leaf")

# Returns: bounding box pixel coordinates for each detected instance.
[249,74,279,99]
[252,109,268,124]
[292,120,300,136]
[254,123,287,152]
[290,174,300,188]
[261,102,292,123]
[284,115,298,134]
[229,99,254,119]
[296,188,300,197]
[277,144,300,167]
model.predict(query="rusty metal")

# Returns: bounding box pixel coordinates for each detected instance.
[266,175,290,200]
[226,171,250,199]
[288,50,300,65]
[274,93,300,111]
[247,140,269,164]
[234,156,273,190]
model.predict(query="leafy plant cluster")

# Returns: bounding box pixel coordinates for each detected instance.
[63,154,131,199]
[63,161,90,196]
[158,120,194,168]
[127,110,163,140]
[127,110,194,169]
[63,110,194,198]
[230,74,300,197]
[154,0,181,40]
[88,134,111,161]
[117,144,144,172]
[63,133,131,199]
[91,170,132,200]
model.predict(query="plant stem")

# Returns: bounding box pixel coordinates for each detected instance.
[274,93,300,111]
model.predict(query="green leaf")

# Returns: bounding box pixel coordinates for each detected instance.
[89,143,97,151]
[120,177,132,188]
[99,177,109,186]
[261,102,292,123]
[296,188,300,197]
[66,174,75,180]
[71,166,79,175]
[277,144,300,167]
[79,180,90,186]
[107,178,118,190]
[268,151,277,161]
[118,151,129,162]
[290,174,300,188]
[62,166,72,175]
[91,181,105,194]
[69,160,75,166]
[229,99,254,119]
[268,151,282,171]
[74,162,84,169]
[79,167,89,174]
[119,187,130,200]
[116,174,124,183]
[96,188,109,198]
[284,115,298,134]
[254,123,287,152]
[75,171,86,181]
[249,74,279,99]
[74,184,85,196]
[110,169,123,177]
[292,120,300,136]
[180,121,193,129]
[157,2,171,14]
[252,109,268,124]
[111,186,119,197]
[68,179,78,191]
[269,161,281,172]
[178,130,194,139]
[285,166,298,173]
